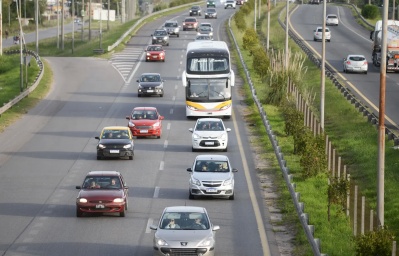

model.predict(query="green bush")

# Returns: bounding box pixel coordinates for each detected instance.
[299,133,327,178]
[242,28,259,51]
[234,12,247,31]
[361,4,380,19]
[354,227,395,256]
[251,47,269,80]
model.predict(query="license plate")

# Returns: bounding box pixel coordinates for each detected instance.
[206,188,217,193]
[147,90,154,92]
[140,130,148,133]
[188,25,192,28]
[153,55,158,58]
[96,204,105,209]
[205,141,214,145]
[158,40,162,42]
[110,149,119,153]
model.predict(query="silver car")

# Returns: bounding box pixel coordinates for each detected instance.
[187,154,237,200]
[150,206,220,256]
[343,54,368,74]
[163,20,180,37]
[189,118,231,152]
[326,14,339,26]
[313,26,331,42]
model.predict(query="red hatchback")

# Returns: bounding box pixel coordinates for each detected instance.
[126,107,164,139]
[75,171,129,217]
[145,45,166,62]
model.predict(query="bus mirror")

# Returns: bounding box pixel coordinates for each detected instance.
[182,71,187,87]
[230,69,235,87]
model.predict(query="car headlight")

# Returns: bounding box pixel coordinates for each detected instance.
[209,32,213,36]
[146,52,151,56]
[219,133,227,140]
[152,36,157,40]
[123,144,132,149]
[113,198,124,203]
[220,103,231,110]
[155,238,169,246]
[183,22,186,25]
[223,178,233,186]
[152,122,160,127]
[198,237,214,247]
[155,84,163,89]
[193,133,201,139]
[98,144,106,149]
[128,121,135,127]
[163,36,168,40]
[138,84,143,89]
[78,198,87,203]
[191,177,201,186]
[197,32,201,35]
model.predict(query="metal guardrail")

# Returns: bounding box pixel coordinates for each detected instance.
[0,50,44,117]
[227,12,326,256]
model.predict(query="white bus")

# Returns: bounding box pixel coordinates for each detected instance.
[182,41,235,119]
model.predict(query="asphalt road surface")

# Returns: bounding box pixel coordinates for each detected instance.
[0,4,281,256]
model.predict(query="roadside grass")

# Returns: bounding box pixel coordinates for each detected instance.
[0,59,52,133]
[227,2,399,255]
[0,55,41,106]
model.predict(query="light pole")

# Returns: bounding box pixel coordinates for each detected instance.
[321,0,327,129]
[35,0,39,54]
[267,0,270,50]
[285,0,289,68]
[1,0,3,56]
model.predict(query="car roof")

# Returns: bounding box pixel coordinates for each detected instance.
[86,171,121,176]
[132,106,158,111]
[141,73,161,76]
[164,206,207,213]
[327,14,337,17]
[185,17,198,20]
[196,118,222,122]
[194,154,229,161]
[102,126,130,131]
[165,20,178,23]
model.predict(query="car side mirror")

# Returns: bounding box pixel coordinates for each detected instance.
[189,128,193,133]
[136,79,139,82]
[232,168,238,172]
[151,34,153,36]
[187,168,193,172]
[226,128,231,132]
[159,116,165,120]
[126,116,130,120]
[95,136,100,140]
[76,186,82,189]
[150,225,158,230]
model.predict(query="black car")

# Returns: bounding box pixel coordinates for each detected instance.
[207,0,216,7]
[136,73,164,97]
[205,8,217,19]
[151,29,169,46]
[95,126,134,160]
[189,5,202,16]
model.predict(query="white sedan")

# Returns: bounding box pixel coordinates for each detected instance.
[189,118,231,152]
[313,27,331,41]
[343,55,368,74]
[326,14,339,26]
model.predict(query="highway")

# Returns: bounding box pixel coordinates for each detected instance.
[0,4,281,256]
[289,4,399,132]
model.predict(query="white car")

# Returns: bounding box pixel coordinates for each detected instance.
[150,206,220,256]
[343,55,368,74]
[313,27,331,42]
[224,0,236,9]
[326,14,339,26]
[189,118,231,152]
[187,154,238,200]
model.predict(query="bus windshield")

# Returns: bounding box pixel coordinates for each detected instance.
[187,57,229,73]
[187,78,231,101]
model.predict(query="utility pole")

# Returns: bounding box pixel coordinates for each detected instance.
[321,0,327,129]
[61,0,64,50]
[0,0,3,56]
[81,0,84,41]
[285,0,289,68]
[254,0,256,30]
[107,0,110,31]
[88,0,91,40]
[267,0,270,50]
[35,0,39,54]
[121,0,125,23]
[72,0,75,52]
[377,0,388,228]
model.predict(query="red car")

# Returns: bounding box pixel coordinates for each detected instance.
[145,45,165,62]
[183,17,199,31]
[126,107,164,139]
[75,171,129,217]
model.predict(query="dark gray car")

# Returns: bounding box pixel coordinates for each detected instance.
[151,29,169,46]
[137,73,164,97]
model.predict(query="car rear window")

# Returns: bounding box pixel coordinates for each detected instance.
[327,15,337,19]
[349,56,365,61]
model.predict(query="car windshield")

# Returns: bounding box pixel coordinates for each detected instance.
[154,30,167,36]
[349,56,366,61]
[195,120,224,131]
[83,176,122,189]
[141,75,161,82]
[160,212,210,230]
[207,9,216,13]
[185,18,197,22]
[165,22,177,27]
[191,6,200,10]
[147,46,162,51]
[131,110,158,120]
[200,27,211,32]
[101,129,130,139]
[194,160,230,173]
